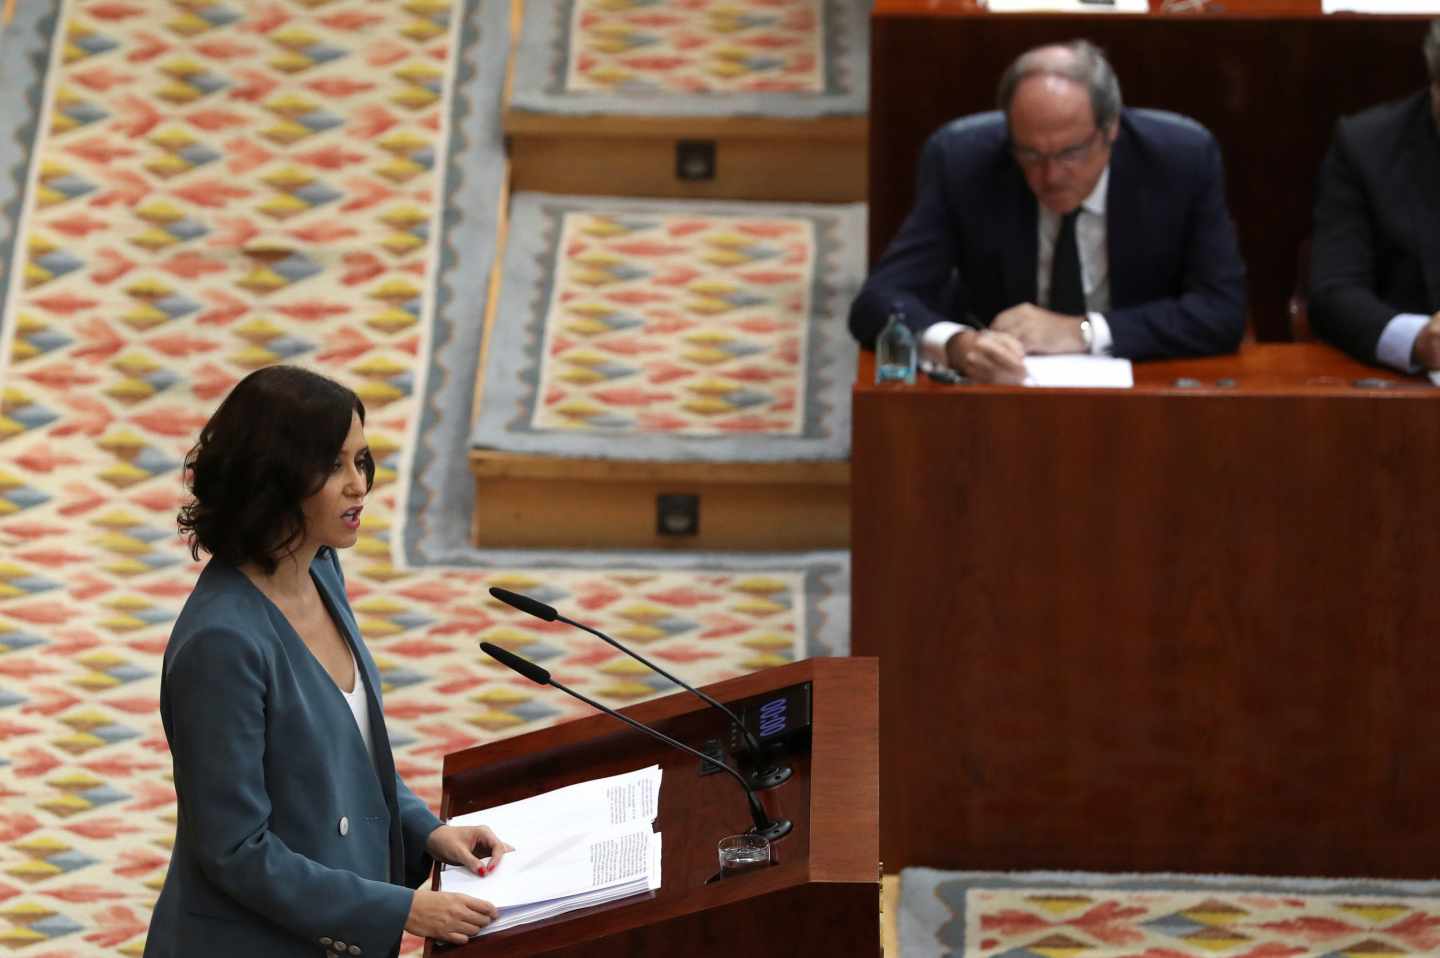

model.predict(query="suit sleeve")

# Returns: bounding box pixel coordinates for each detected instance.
[849,132,966,347]
[165,628,414,954]
[1104,135,1247,360]
[397,770,442,887]
[1308,119,1402,363]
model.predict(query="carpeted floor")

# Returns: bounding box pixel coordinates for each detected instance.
[0,1,845,953]
[510,0,870,117]
[471,192,863,461]
[900,869,1440,958]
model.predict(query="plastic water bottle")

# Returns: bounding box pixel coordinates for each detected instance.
[875,305,917,384]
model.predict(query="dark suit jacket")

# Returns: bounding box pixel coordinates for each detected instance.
[850,108,1247,361]
[144,550,441,958]
[1309,90,1440,364]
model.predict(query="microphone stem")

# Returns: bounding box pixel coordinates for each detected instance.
[551,677,772,834]
[564,616,768,759]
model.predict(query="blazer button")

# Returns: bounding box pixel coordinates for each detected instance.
[332,942,346,953]
[348,947,362,956]
[338,816,349,837]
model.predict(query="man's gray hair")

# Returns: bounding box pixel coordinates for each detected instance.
[996,40,1123,130]
[1425,19,1440,82]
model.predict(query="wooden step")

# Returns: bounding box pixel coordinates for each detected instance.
[504,110,867,204]
[469,450,850,550]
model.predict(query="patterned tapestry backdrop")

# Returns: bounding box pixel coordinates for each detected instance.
[0,2,824,953]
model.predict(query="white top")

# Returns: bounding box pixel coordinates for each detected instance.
[340,644,375,765]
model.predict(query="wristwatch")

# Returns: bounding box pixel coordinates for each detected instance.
[1078,317,1094,354]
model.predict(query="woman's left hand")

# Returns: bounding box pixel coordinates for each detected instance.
[427,824,513,876]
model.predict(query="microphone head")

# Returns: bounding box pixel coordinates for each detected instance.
[488,586,559,622]
[479,641,552,686]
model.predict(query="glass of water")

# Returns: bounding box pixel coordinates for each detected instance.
[717,833,771,876]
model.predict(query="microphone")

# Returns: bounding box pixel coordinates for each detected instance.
[480,641,792,842]
[488,586,791,789]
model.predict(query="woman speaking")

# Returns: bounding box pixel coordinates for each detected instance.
[145,366,508,957]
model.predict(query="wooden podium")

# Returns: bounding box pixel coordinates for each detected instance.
[853,345,1440,877]
[426,657,879,957]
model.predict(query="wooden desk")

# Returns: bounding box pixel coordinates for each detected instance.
[869,0,1430,342]
[431,658,879,956]
[852,344,1440,876]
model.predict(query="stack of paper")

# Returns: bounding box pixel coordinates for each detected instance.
[986,0,1149,13]
[1023,355,1134,388]
[440,765,664,936]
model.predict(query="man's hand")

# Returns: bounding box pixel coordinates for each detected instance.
[1413,311,1440,370]
[426,824,513,876]
[991,303,1087,354]
[406,889,498,945]
[945,327,1027,384]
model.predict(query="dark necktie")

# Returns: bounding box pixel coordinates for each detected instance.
[1049,210,1085,316]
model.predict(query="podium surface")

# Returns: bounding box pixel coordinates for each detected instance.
[853,344,1440,877]
[428,657,878,957]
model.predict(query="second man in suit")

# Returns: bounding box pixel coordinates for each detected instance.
[1309,20,1440,372]
[850,40,1247,383]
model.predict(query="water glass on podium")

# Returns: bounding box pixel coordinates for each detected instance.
[717,834,770,877]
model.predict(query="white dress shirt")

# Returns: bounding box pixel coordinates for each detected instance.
[1376,312,1430,372]
[340,644,376,767]
[922,166,1116,368]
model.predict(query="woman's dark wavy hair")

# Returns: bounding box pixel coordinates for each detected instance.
[178,365,374,575]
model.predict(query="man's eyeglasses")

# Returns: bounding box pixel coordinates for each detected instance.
[1011,128,1105,170]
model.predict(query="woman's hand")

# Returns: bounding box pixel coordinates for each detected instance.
[426,824,513,876]
[405,889,498,944]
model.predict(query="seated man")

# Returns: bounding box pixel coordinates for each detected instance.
[849,41,1247,383]
[1309,20,1440,372]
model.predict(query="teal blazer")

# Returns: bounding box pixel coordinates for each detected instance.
[144,549,441,958]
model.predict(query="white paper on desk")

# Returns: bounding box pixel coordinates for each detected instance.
[444,825,661,904]
[447,764,661,851]
[439,765,665,937]
[986,0,1148,13]
[1023,355,1134,388]
[1323,0,1440,13]
[442,825,662,935]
